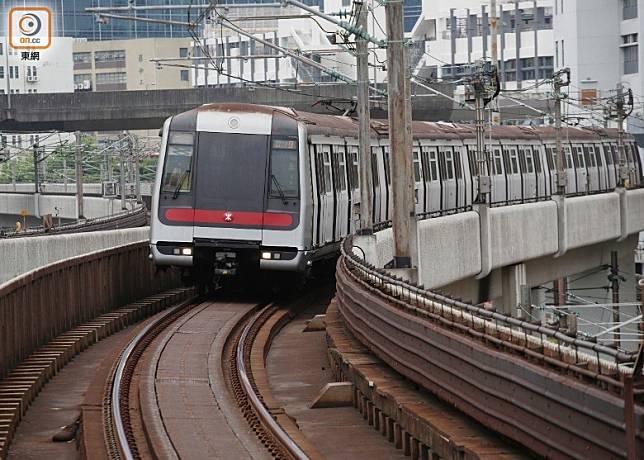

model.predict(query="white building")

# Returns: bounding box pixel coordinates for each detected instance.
[0,37,75,171]
[0,37,74,94]
[411,0,555,95]
[192,1,388,88]
[553,0,644,134]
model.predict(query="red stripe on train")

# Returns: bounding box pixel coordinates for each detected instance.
[164,208,293,227]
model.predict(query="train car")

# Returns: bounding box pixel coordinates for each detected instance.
[150,103,642,287]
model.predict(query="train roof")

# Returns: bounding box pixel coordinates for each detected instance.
[189,103,629,142]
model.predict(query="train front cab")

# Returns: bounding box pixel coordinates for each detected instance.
[150,107,311,283]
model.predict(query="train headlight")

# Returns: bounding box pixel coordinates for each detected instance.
[261,251,272,260]
[181,247,193,256]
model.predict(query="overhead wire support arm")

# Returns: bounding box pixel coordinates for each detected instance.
[281,0,386,48]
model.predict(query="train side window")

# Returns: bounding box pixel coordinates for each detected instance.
[413,149,422,182]
[592,145,602,166]
[337,149,347,191]
[518,148,527,173]
[611,144,619,164]
[315,151,326,194]
[603,145,613,165]
[370,151,380,187]
[532,147,542,173]
[525,148,535,173]
[545,147,555,170]
[582,146,596,168]
[429,148,439,181]
[443,149,455,179]
[161,132,194,193]
[573,146,585,167]
[421,149,431,182]
[453,149,463,179]
[564,146,574,169]
[491,149,502,175]
[383,149,391,185]
[323,151,332,193]
[347,148,359,190]
[509,148,519,174]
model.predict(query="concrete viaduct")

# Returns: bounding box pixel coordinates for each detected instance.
[0,83,454,132]
[356,189,644,315]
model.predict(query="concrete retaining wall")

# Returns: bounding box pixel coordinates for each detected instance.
[0,193,137,220]
[489,201,558,268]
[371,190,644,290]
[566,194,621,250]
[0,227,149,285]
[417,212,481,288]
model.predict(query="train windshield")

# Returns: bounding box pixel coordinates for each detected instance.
[269,138,299,198]
[195,132,270,212]
[161,132,194,194]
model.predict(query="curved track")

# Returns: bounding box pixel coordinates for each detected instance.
[105,297,314,460]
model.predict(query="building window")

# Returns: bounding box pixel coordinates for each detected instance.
[623,44,639,74]
[95,50,126,63]
[555,41,559,67]
[342,0,350,6]
[74,73,92,91]
[180,69,189,81]
[73,52,91,64]
[0,66,4,79]
[624,0,638,20]
[138,54,143,62]
[561,39,565,66]
[0,43,3,56]
[179,47,188,58]
[9,66,18,79]
[96,72,127,85]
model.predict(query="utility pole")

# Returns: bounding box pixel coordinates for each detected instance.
[553,68,570,196]
[610,251,621,348]
[75,131,85,219]
[466,60,497,204]
[62,154,68,192]
[119,145,127,211]
[490,0,498,70]
[33,142,41,217]
[385,0,415,270]
[356,0,373,233]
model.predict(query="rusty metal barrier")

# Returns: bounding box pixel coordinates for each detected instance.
[0,241,179,380]
[337,236,644,459]
[0,205,147,239]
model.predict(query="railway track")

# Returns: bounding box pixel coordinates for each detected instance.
[104,296,316,460]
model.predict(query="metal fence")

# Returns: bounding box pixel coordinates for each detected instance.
[0,241,180,380]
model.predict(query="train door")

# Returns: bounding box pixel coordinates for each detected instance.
[583,144,599,192]
[383,147,392,221]
[371,146,382,224]
[345,145,360,234]
[564,145,576,194]
[465,143,478,205]
[602,143,617,189]
[532,145,547,199]
[453,146,466,209]
[439,146,456,210]
[504,145,521,202]
[572,144,588,194]
[490,145,505,204]
[332,144,349,239]
[421,144,441,213]
[519,146,536,200]
[316,145,334,244]
[309,144,319,246]
[544,145,556,193]
[412,145,425,214]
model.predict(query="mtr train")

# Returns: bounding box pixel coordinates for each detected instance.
[150,103,642,286]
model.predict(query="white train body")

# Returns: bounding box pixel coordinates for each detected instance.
[150,103,642,277]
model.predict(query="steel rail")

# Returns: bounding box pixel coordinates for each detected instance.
[236,305,310,460]
[110,299,194,460]
[335,255,644,458]
[342,236,638,366]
